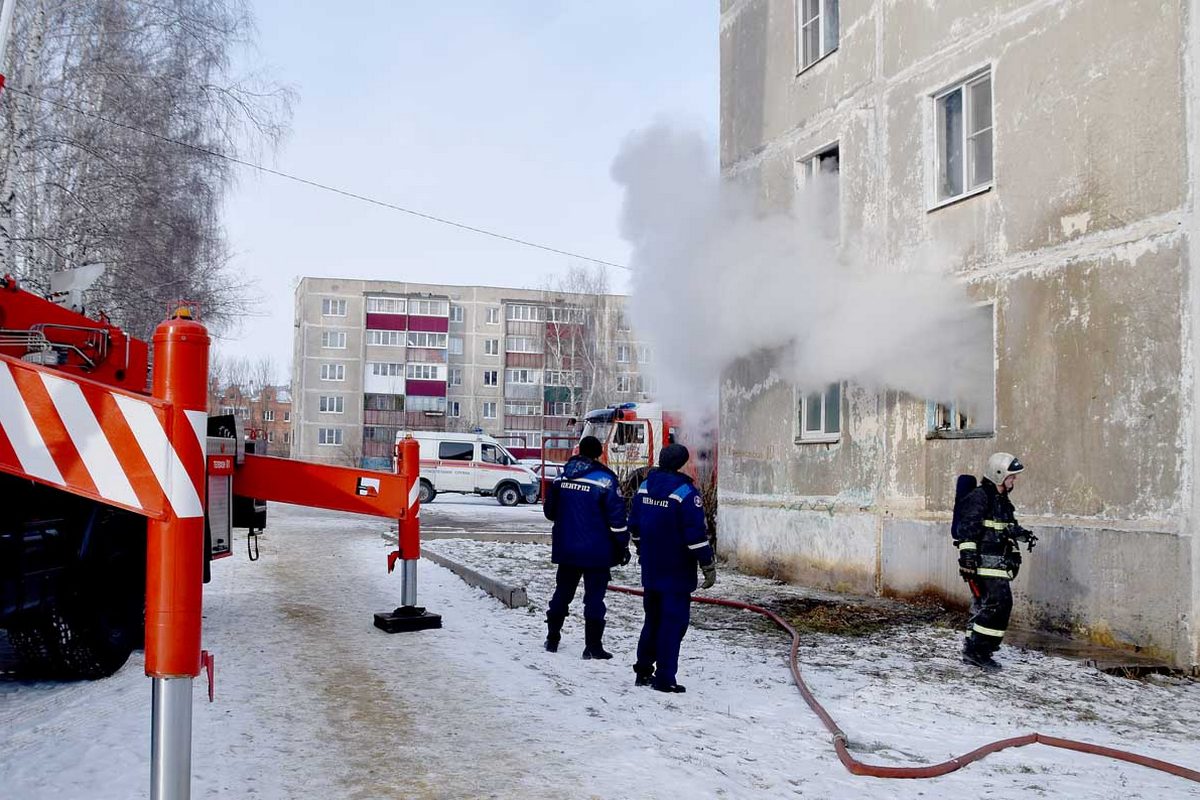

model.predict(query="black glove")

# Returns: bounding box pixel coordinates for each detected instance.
[958,549,979,576]
[620,547,632,567]
[700,563,717,589]
[1013,526,1038,551]
[1006,548,1022,578]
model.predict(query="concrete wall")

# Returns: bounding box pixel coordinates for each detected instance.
[719,0,1199,667]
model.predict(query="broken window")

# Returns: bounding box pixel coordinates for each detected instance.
[927,302,996,438]
[797,143,840,236]
[798,0,839,71]
[935,71,993,204]
[796,383,842,443]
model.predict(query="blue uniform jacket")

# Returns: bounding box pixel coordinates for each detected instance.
[630,469,714,593]
[543,456,629,569]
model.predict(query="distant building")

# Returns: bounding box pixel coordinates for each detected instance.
[290,278,653,468]
[720,0,1200,668]
[211,383,292,458]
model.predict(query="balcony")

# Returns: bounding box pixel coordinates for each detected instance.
[407,348,447,363]
[503,383,542,401]
[505,352,544,369]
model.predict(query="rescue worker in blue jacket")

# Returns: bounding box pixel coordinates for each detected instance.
[629,444,715,693]
[542,435,629,659]
[954,452,1036,671]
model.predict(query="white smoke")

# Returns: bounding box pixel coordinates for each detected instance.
[612,122,991,430]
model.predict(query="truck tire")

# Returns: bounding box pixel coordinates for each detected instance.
[48,600,140,679]
[496,483,521,507]
[6,614,57,676]
[418,479,437,505]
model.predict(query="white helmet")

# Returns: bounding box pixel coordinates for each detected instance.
[986,452,1024,485]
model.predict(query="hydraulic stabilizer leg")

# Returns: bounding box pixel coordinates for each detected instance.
[375,437,441,633]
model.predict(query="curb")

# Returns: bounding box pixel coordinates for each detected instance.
[381,532,529,609]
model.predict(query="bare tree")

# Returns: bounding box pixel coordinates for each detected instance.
[0,0,294,339]
[542,263,618,417]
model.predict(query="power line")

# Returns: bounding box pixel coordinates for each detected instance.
[3,85,633,272]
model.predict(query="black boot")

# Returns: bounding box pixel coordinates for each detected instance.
[962,641,1001,672]
[545,612,566,653]
[633,663,654,687]
[582,619,613,660]
[652,682,686,693]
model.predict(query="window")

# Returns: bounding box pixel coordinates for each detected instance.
[616,344,631,363]
[407,396,446,413]
[503,431,540,449]
[797,0,839,71]
[547,306,583,324]
[635,345,652,364]
[928,303,996,438]
[798,144,840,233]
[448,336,463,356]
[266,431,275,443]
[635,375,657,395]
[366,297,405,314]
[483,370,498,386]
[321,330,347,349]
[407,331,447,349]
[320,363,345,381]
[439,441,473,460]
[365,394,405,411]
[506,336,541,354]
[449,304,464,323]
[448,401,461,417]
[484,338,500,356]
[408,298,449,316]
[367,329,404,346]
[505,368,540,384]
[369,362,404,376]
[797,383,842,442]
[505,401,540,416]
[935,71,993,204]
[545,370,582,387]
[616,312,631,332]
[321,298,346,317]
[506,304,544,322]
[616,374,633,393]
[318,428,343,446]
[284,411,291,422]
[483,401,497,419]
[283,431,291,444]
[319,395,344,413]
[487,307,500,324]
[263,409,276,422]
[547,401,577,417]
[449,367,463,386]
[406,363,442,380]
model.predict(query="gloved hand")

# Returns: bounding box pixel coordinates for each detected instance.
[700,563,717,590]
[1013,526,1038,551]
[1006,548,1022,578]
[620,547,632,567]
[958,549,979,575]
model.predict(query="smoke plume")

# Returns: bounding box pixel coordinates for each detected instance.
[612,122,991,429]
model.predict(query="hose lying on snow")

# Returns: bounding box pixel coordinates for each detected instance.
[607,584,1200,784]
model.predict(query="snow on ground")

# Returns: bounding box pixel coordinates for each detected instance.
[1,501,1199,799]
[420,495,551,534]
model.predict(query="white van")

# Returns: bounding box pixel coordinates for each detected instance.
[396,431,539,506]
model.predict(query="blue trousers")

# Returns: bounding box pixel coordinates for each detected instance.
[636,589,691,687]
[547,565,610,621]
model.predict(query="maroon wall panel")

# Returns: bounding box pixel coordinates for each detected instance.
[408,315,449,333]
[365,313,407,331]
[405,380,447,397]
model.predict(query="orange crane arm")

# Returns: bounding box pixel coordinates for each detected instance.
[231,453,415,520]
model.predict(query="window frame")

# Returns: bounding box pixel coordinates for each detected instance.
[407,331,448,349]
[263,409,276,422]
[447,400,461,418]
[449,304,464,323]
[931,68,994,210]
[317,427,343,446]
[795,382,843,444]
[366,296,406,314]
[482,401,497,419]
[319,395,345,414]
[926,301,997,439]
[319,363,346,382]
[321,330,347,349]
[616,344,631,363]
[321,298,347,317]
[484,338,500,356]
[796,0,839,74]
[483,369,499,387]
[448,367,463,386]
[486,307,500,325]
[366,329,404,347]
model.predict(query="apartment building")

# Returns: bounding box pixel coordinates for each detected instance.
[291,278,653,469]
[720,0,1200,668]
[210,384,293,457]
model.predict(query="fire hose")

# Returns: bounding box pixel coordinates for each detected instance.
[607,584,1200,784]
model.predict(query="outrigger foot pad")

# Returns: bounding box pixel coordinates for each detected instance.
[374,606,443,633]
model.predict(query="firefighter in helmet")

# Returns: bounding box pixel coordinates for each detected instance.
[953,452,1037,671]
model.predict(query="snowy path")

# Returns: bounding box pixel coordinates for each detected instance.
[1,502,1199,799]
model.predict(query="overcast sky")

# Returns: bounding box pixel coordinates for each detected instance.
[218,2,718,379]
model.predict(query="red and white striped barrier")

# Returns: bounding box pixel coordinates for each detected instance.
[0,354,206,520]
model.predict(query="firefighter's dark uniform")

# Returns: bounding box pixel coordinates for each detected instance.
[543,455,628,657]
[953,478,1022,661]
[629,467,713,692]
